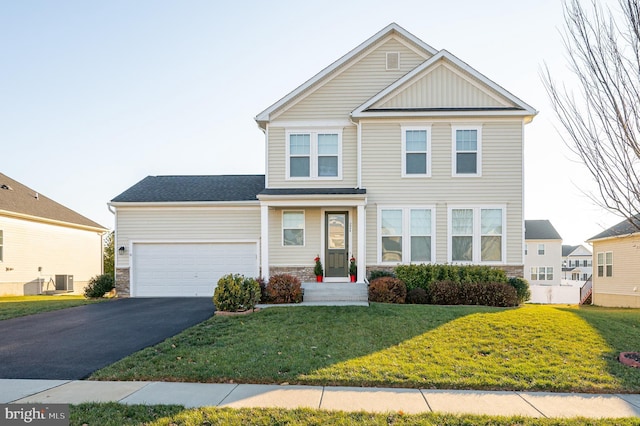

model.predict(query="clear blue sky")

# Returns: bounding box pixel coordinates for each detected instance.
[1,0,621,244]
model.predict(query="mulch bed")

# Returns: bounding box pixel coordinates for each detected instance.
[619,352,640,368]
[214,308,260,316]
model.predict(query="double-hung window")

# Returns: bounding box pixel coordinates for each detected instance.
[449,207,504,263]
[597,251,613,277]
[531,266,553,281]
[452,126,481,176]
[286,130,341,179]
[538,244,545,255]
[402,126,430,177]
[379,207,434,263]
[283,211,304,246]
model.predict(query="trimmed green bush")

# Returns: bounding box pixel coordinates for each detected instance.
[367,269,395,281]
[406,287,429,304]
[266,274,303,304]
[83,274,115,298]
[394,264,508,293]
[213,274,261,312]
[508,277,531,304]
[368,277,406,304]
[429,280,518,307]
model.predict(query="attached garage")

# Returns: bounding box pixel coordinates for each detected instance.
[131,242,259,297]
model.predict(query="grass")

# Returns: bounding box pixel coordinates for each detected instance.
[0,295,104,320]
[91,304,640,393]
[69,404,640,426]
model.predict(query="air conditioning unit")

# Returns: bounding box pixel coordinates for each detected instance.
[55,275,74,292]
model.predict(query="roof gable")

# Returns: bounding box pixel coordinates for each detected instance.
[353,50,537,119]
[111,175,266,203]
[255,23,436,126]
[525,220,562,240]
[0,173,105,230]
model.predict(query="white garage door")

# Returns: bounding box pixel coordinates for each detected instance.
[132,243,258,297]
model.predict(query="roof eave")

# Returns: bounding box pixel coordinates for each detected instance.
[109,201,260,208]
[0,210,107,233]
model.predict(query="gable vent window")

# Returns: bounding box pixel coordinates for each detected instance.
[386,52,400,70]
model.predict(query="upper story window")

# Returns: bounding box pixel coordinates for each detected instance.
[402,126,431,177]
[379,207,434,264]
[286,130,342,179]
[538,244,545,255]
[449,206,504,263]
[452,126,481,176]
[282,211,304,246]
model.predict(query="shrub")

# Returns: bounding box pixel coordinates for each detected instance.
[266,274,303,304]
[406,287,429,304]
[368,277,406,304]
[256,276,270,303]
[429,280,462,305]
[395,264,508,294]
[368,269,395,281]
[213,274,261,312]
[508,277,531,304]
[429,280,518,307]
[84,274,115,298]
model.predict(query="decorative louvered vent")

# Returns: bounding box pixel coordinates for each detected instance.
[386,52,400,70]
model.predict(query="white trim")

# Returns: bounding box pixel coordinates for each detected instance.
[401,125,432,178]
[321,208,354,280]
[356,120,362,188]
[352,49,537,118]
[451,125,482,177]
[264,124,269,188]
[377,205,436,265]
[357,204,366,283]
[259,198,366,207]
[255,23,436,125]
[270,120,353,128]
[282,210,305,247]
[447,205,506,265]
[261,204,269,279]
[285,129,343,180]
[353,110,535,119]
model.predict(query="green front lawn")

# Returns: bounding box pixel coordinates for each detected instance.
[91,304,640,393]
[0,295,104,320]
[70,404,640,426]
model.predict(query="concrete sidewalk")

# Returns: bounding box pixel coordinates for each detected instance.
[2,380,640,419]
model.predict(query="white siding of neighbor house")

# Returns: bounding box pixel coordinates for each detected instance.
[362,119,524,266]
[524,239,563,286]
[274,36,430,122]
[267,124,358,188]
[0,215,103,295]
[115,206,261,269]
[592,235,640,307]
[268,207,359,268]
[373,62,515,109]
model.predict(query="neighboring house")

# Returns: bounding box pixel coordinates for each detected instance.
[524,220,562,286]
[110,23,537,297]
[561,244,592,283]
[586,215,640,308]
[0,173,107,296]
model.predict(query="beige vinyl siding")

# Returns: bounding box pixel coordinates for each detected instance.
[275,37,429,121]
[592,235,640,307]
[267,125,357,188]
[0,216,103,295]
[362,119,524,266]
[116,206,261,269]
[374,62,514,109]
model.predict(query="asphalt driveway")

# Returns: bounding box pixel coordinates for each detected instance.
[0,298,214,380]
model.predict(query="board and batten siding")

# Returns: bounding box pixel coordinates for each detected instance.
[592,235,640,307]
[116,206,261,269]
[362,119,524,266]
[274,37,429,122]
[267,125,357,188]
[0,216,103,295]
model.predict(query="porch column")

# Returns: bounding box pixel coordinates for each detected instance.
[261,203,269,279]
[357,204,366,283]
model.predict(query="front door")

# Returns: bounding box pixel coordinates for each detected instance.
[325,212,348,277]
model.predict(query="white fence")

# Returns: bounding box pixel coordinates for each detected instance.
[529,285,580,304]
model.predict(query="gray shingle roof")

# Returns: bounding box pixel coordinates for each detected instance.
[525,220,562,240]
[111,175,266,203]
[259,188,366,196]
[562,245,579,257]
[587,214,640,241]
[0,172,106,230]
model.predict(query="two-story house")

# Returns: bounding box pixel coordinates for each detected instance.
[524,220,562,287]
[110,23,537,297]
[561,244,592,283]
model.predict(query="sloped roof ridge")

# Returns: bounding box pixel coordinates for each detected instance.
[254,23,437,124]
[525,219,562,240]
[353,49,538,117]
[587,214,640,241]
[0,172,105,230]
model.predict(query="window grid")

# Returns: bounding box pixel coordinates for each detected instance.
[402,126,431,177]
[452,127,481,176]
[282,211,305,246]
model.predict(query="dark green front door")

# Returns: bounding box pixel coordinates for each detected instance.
[325,212,348,278]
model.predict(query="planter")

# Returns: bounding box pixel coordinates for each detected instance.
[316,275,323,282]
[350,275,356,282]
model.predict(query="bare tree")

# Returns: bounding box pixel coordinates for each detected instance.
[542,0,640,229]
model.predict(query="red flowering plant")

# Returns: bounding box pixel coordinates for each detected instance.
[349,256,357,276]
[313,255,323,277]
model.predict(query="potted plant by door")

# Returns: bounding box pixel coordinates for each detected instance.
[349,256,357,282]
[314,256,323,282]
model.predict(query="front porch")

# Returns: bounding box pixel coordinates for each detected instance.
[258,281,369,307]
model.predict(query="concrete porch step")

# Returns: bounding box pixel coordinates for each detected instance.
[302,282,368,303]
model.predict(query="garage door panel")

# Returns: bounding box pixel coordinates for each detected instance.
[132,243,258,297]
